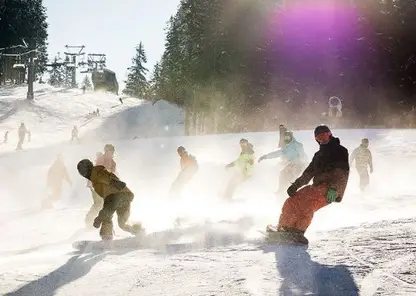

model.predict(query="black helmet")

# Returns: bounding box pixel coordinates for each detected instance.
[77,159,93,178]
[361,138,369,144]
[177,146,186,153]
[240,138,248,144]
[314,125,331,137]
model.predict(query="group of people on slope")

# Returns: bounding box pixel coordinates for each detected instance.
[44,124,374,243]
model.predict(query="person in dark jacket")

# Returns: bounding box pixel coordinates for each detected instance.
[16,123,27,150]
[170,146,198,196]
[267,125,349,244]
[77,159,142,240]
[350,138,373,191]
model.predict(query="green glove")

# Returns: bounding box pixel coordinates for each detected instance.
[326,188,337,203]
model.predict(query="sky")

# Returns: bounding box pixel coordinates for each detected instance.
[43,0,181,89]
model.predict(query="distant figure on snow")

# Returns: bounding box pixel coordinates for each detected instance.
[223,138,255,199]
[85,144,117,228]
[3,131,8,143]
[71,126,79,143]
[350,138,373,191]
[16,122,27,150]
[119,97,124,104]
[278,124,288,148]
[258,131,308,195]
[42,154,72,209]
[170,146,198,196]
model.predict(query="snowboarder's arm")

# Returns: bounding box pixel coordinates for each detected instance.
[293,155,316,187]
[262,150,282,160]
[349,148,357,166]
[368,150,373,171]
[225,160,236,168]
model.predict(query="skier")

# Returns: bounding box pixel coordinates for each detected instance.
[16,122,27,150]
[42,154,72,209]
[71,126,79,143]
[258,131,308,195]
[170,146,198,196]
[223,138,255,199]
[85,144,117,228]
[266,125,349,245]
[3,131,8,143]
[278,124,288,148]
[350,138,373,191]
[77,159,142,240]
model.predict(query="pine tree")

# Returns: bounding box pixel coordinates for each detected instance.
[123,42,149,98]
[82,75,92,90]
[47,56,65,87]
[0,0,49,81]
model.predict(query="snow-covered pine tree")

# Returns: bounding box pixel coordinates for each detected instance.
[123,42,149,98]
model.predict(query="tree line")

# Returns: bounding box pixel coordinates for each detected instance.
[140,0,416,133]
[3,0,416,133]
[0,0,48,84]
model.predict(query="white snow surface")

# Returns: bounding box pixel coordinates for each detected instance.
[1,85,416,295]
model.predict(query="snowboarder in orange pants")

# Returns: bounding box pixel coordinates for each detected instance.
[267,125,350,244]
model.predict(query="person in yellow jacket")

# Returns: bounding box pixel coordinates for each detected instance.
[77,159,142,240]
[223,138,255,199]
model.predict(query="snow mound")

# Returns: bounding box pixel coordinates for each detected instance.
[83,99,185,141]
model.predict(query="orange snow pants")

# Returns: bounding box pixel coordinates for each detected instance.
[277,184,329,233]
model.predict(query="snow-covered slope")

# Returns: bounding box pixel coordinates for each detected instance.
[0,84,184,152]
[1,87,416,295]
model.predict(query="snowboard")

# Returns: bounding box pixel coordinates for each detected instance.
[258,226,309,247]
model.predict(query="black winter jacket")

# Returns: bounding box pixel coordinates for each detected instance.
[292,136,349,202]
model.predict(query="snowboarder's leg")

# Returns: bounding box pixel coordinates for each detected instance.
[85,189,104,227]
[42,184,61,209]
[223,174,243,199]
[16,138,23,150]
[278,164,295,194]
[51,184,62,202]
[277,185,328,233]
[357,168,369,191]
[116,198,142,235]
[170,172,185,196]
[95,195,117,240]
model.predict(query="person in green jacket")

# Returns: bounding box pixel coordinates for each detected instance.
[223,138,255,199]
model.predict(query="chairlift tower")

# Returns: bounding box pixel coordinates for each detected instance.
[63,45,85,88]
